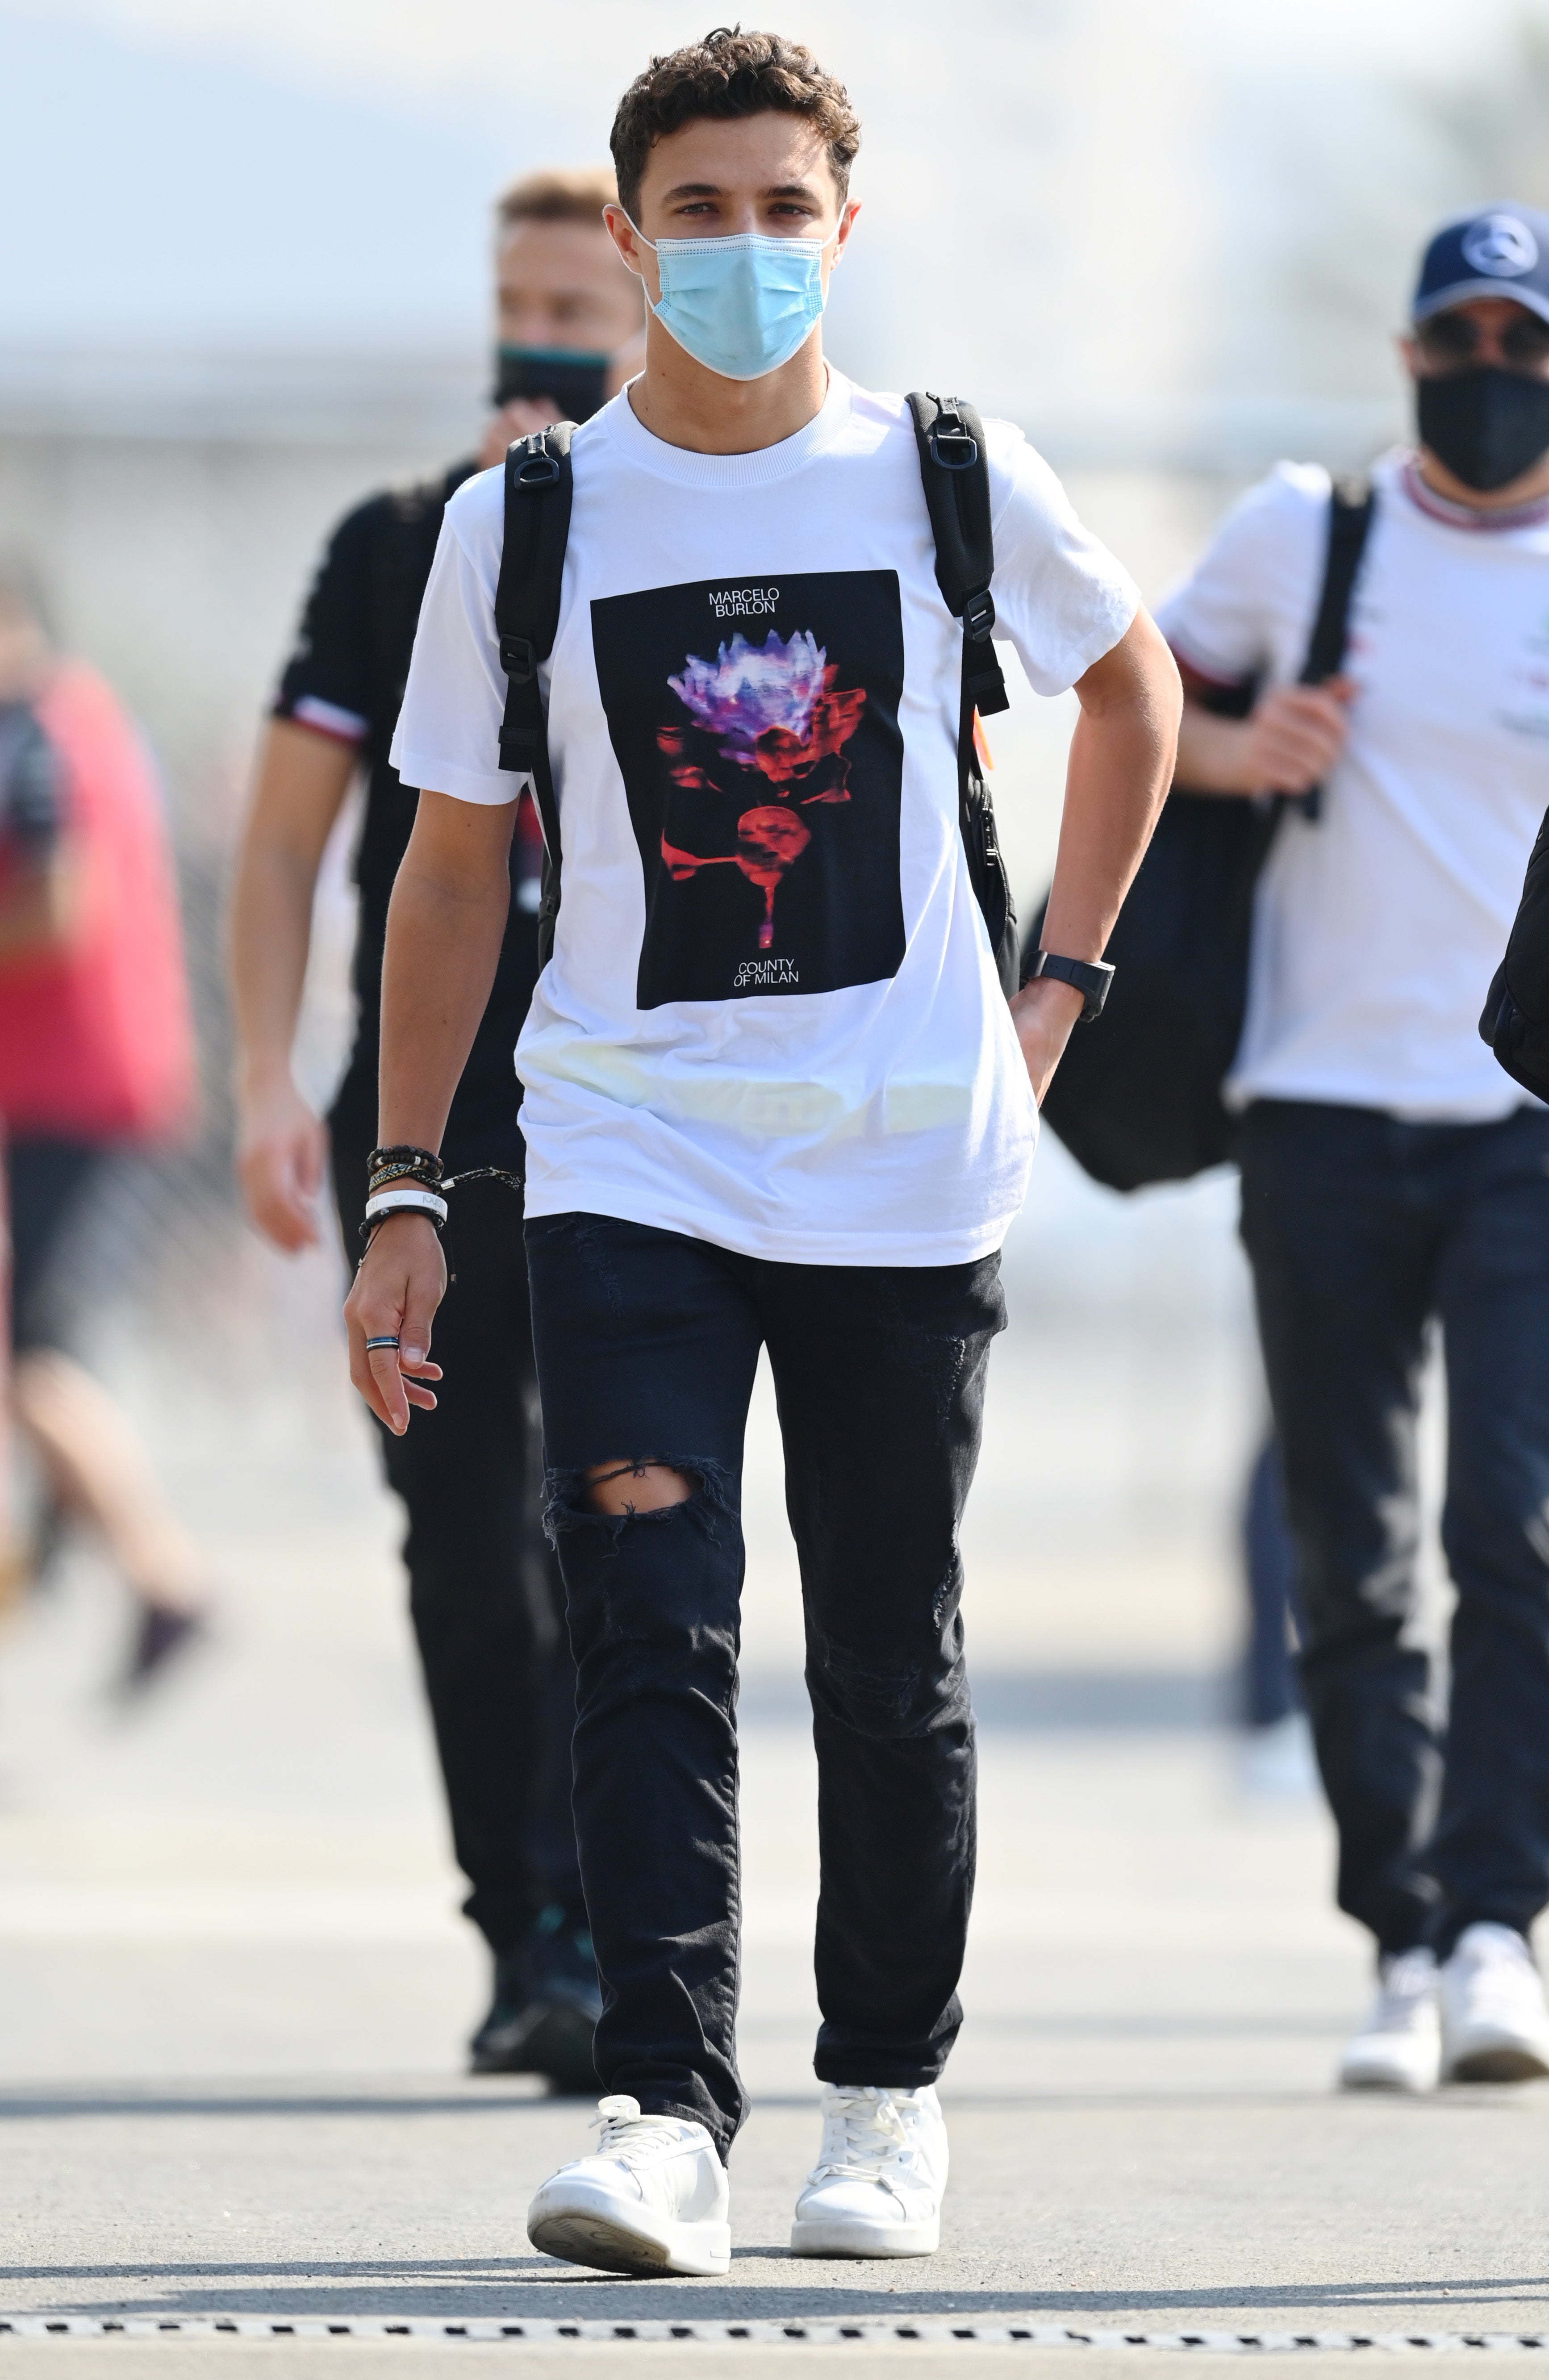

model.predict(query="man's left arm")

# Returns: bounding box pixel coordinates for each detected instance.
[1010,608,1181,1104]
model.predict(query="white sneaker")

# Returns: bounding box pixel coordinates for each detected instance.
[1337,1949,1440,2092]
[1440,1923,1549,2084]
[789,2084,948,2258]
[526,2095,730,2276]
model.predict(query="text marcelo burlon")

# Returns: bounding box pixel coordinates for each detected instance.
[710,586,780,620]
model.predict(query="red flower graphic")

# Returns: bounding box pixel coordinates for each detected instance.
[657,628,867,953]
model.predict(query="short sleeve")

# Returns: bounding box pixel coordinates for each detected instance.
[271,498,378,745]
[983,423,1140,698]
[1153,462,1331,689]
[388,473,525,806]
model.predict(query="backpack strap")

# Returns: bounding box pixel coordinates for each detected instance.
[906,391,1011,722]
[1301,475,1374,685]
[494,424,576,963]
[907,391,1018,996]
[1294,474,1374,820]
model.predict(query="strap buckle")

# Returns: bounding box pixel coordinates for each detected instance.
[929,411,979,471]
[962,586,996,641]
[513,443,562,490]
[499,633,537,682]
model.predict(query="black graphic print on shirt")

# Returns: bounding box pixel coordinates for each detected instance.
[590,570,906,1008]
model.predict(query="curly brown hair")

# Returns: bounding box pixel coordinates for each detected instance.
[610,27,861,222]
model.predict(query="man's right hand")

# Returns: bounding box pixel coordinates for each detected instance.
[344,1211,447,1436]
[236,1073,327,1253]
[1237,677,1354,795]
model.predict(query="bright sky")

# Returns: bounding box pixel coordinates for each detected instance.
[0,0,1531,424]
[6,0,1499,95]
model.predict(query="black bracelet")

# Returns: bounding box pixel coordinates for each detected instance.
[367,1144,444,1200]
[369,1145,443,1173]
[358,1147,527,1246]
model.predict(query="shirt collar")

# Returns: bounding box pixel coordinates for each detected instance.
[1399,451,1549,534]
[599,367,852,491]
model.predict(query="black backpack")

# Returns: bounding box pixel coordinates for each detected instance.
[1026,477,1375,1193]
[493,394,1019,992]
[1481,801,1549,1099]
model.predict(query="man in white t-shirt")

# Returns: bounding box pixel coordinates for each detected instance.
[1157,204,1549,2098]
[345,28,1179,2273]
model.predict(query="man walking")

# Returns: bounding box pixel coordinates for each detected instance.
[229,167,643,2087]
[346,28,1178,2270]
[1158,206,1549,2092]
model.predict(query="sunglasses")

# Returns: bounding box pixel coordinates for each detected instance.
[1413,309,1549,371]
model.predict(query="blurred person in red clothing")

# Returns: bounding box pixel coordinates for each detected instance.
[0,560,205,1687]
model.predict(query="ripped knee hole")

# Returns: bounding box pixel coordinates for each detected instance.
[584,1458,694,1517]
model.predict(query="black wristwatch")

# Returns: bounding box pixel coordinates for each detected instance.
[1024,948,1115,1021]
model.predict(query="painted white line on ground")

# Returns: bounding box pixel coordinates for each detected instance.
[3,2314,1549,2351]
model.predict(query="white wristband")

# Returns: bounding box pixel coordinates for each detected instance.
[365,1187,448,1225]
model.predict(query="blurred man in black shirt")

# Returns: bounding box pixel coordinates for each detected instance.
[229,166,643,2084]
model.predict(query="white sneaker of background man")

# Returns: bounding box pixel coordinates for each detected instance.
[1440,1923,1549,2083]
[790,2085,949,2257]
[527,2098,731,2278]
[1338,1948,1441,2092]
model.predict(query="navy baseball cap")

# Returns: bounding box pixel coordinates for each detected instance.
[1413,204,1549,327]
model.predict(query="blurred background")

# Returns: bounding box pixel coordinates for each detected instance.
[0,0,1534,2083]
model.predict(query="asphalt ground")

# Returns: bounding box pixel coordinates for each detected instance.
[0,1183,1521,2371]
[5,1709,1548,2367]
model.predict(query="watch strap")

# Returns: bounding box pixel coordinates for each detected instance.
[1025,948,1115,1021]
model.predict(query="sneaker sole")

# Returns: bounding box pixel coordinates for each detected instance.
[528,2189,730,2279]
[1337,2054,1439,2093]
[1446,2042,1549,2084]
[789,2217,939,2259]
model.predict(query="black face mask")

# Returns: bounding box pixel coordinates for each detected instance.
[492,345,610,423]
[1416,366,1549,493]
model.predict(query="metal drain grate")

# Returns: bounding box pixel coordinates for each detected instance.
[2,2315,1549,2352]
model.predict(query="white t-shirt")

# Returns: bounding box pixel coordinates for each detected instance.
[1156,451,1549,1122]
[390,369,1137,1264]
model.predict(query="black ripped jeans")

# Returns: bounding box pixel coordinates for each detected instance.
[524,1210,1006,2159]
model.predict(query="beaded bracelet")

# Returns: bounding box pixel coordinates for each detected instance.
[359,1144,525,1249]
[367,1144,444,1199]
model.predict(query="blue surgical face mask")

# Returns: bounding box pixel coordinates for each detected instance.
[626,217,838,382]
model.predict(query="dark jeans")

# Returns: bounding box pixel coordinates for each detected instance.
[331,1096,583,1954]
[5,1139,104,1354]
[1240,1098,1549,1959]
[524,1210,1006,2159]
